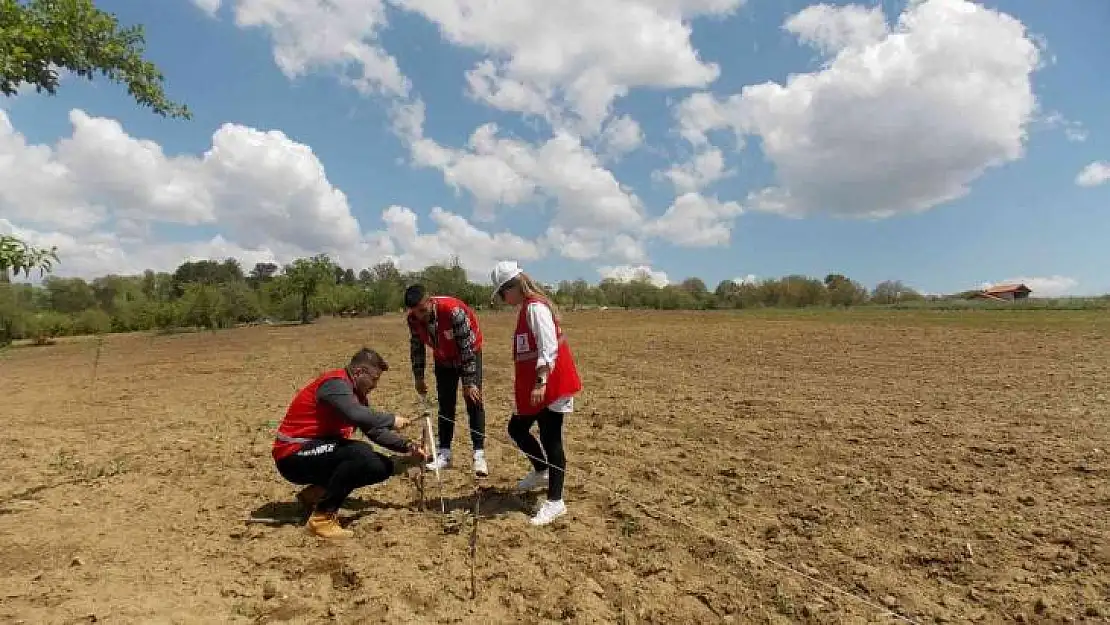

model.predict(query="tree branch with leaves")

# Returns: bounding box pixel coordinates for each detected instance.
[0,0,190,119]
[0,234,58,279]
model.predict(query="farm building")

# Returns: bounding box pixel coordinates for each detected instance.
[975,283,1032,302]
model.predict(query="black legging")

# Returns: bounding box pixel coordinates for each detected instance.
[275,439,394,512]
[507,409,566,501]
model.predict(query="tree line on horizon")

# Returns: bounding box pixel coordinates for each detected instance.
[4,248,1106,347]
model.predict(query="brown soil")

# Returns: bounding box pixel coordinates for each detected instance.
[1,310,1108,624]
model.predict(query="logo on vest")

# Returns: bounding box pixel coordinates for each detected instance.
[514,333,530,354]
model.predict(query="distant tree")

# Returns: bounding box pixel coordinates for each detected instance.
[178,283,224,330]
[283,254,337,324]
[419,259,470,300]
[0,0,190,119]
[824,273,869,307]
[680,277,707,294]
[369,260,404,286]
[43,276,96,313]
[678,277,710,308]
[871,280,923,305]
[247,262,279,288]
[713,279,740,308]
[171,259,244,295]
[766,275,828,307]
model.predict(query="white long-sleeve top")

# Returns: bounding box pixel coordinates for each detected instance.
[525,301,573,413]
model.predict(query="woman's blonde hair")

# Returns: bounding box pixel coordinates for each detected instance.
[515,272,561,322]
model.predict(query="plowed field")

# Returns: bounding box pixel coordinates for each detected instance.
[2,309,1108,624]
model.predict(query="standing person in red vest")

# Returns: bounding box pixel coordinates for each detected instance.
[272,347,428,539]
[490,260,583,526]
[404,284,488,477]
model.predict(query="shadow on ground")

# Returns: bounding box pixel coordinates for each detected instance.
[247,496,413,526]
[439,485,535,518]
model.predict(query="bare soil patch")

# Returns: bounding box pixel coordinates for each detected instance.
[1,310,1108,624]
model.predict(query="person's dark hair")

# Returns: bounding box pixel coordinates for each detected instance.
[350,347,389,372]
[403,284,425,309]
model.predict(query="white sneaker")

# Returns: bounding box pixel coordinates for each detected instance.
[530,499,566,526]
[473,451,489,477]
[516,469,548,491]
[425,449,451,471]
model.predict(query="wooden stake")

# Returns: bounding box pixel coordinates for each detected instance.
[416,463,427,511]
[90,334,104,383]
[421,393,445,515]
[470,486,480,599]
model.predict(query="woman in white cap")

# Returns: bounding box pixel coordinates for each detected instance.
[490,260,583,526]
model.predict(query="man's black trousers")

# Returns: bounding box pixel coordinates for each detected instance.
[276,439,393,512]
[434,350,485,451]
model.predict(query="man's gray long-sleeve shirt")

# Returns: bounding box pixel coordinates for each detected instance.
[316,378,410,454]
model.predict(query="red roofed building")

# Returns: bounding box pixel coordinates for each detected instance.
[975,283,1032,302]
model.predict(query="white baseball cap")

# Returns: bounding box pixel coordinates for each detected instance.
[490,260,523,294]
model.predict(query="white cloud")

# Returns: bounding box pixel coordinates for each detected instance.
[1076,161,1110,187]
[0,219,280,280]
[674,0,1042,219]
[1065,127,1089,143]
[195,0,739,269]
[658,146,731,193]
[0,107,541,281]
[192,0,221,16]
[984,276,1079,298]
[783,3,887,55]
[734,274,757,285]
[598,264,670,287]
[200,0,746,134]
[1041,111,1087,143]
[379,205,543,278]
[213,0,409,97]
[643,192,743,247]
[598,115,645,159]
[394,101,646,247]
[393,0,745,134]
[675,91,732,146]
[540,227,648,264]
[395,105,659,264]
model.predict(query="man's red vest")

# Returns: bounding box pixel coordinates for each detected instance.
[408,295,484,364]
[272,368,361,461]
[513,297,582,416]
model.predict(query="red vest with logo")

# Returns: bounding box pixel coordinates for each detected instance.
[513,297,582,416]
[272,368,361,460]
[408,296,484,364]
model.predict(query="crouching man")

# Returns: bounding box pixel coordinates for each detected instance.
[271,347,428,539]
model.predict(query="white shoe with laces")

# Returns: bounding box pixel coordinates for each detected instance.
[425,449,451,471]
[530,499,566,526]
[516,469,548,491]
[473,451,488,477]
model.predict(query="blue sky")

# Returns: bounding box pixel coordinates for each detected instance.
[0,0,1107,296]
